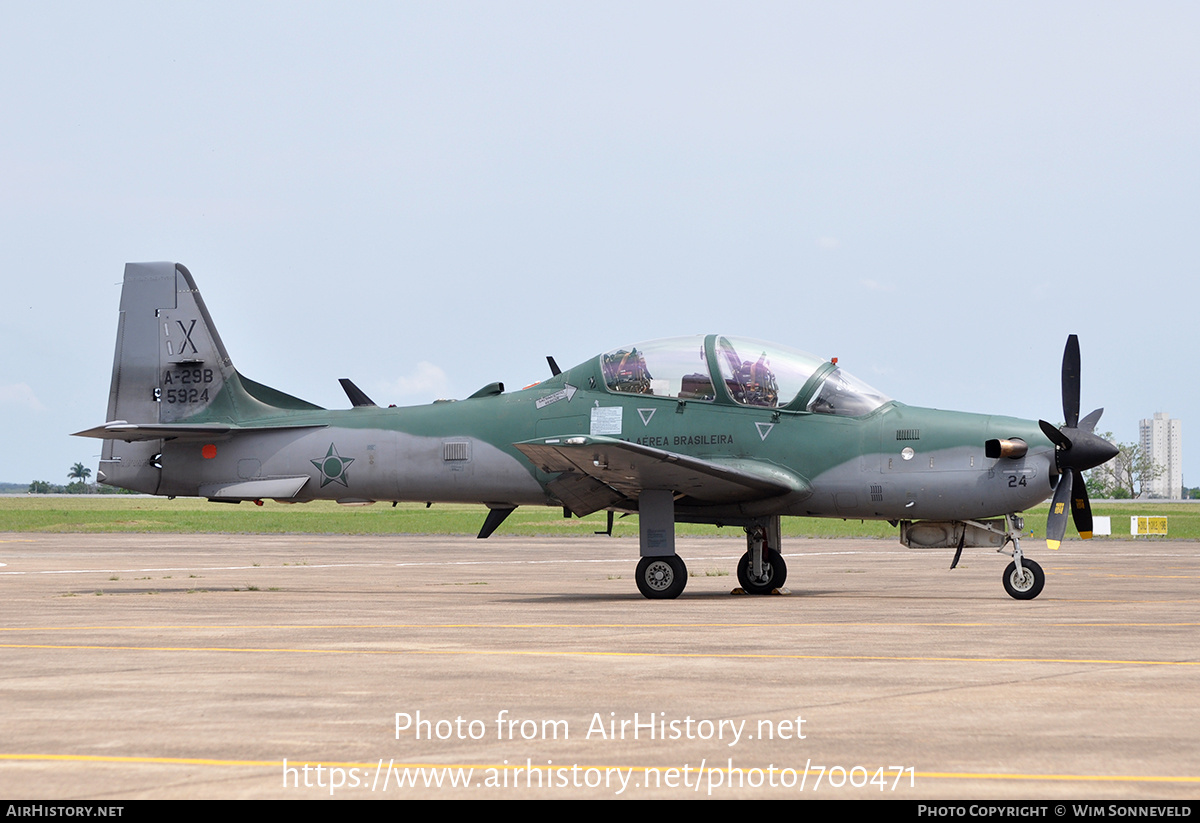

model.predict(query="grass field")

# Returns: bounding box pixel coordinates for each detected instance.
[2,496,1197,541]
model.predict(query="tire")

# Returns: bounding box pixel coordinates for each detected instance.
[1002,558,1044,600]
[737,551,787,595]
[636,555,687,599]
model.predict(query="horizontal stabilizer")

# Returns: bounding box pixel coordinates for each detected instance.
[73,420,326,441]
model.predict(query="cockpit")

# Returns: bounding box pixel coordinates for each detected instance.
[600,335,890,417]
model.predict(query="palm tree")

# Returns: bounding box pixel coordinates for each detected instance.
[68,462,92,491]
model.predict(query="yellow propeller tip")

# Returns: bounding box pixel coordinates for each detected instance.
[1079,531,1093,540]
[1046,539,1061,551]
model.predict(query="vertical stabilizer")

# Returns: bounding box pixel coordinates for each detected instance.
[95,262,320,492]
[105,262,235,426]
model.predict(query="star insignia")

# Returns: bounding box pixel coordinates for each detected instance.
[311,443,354,488]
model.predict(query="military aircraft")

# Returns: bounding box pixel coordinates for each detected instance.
[75,262,1118,600]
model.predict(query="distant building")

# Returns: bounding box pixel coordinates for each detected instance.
[1139,412,1183,499]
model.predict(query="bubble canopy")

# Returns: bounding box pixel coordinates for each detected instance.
[599,335,891,417]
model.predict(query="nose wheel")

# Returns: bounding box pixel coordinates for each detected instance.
[992,513,1045,600]
[1003,558,1044,600]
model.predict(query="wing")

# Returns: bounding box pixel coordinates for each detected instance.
[514,435,809,516]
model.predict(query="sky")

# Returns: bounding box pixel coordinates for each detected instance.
[2,1,1197,487]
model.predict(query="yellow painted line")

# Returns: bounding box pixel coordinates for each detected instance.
[3,621,1200,632]
[918,771,1200,784]
[1,643,1196,666]
[0,754,1197,786]
[0,753,276,767]
[1051,600,1200,606]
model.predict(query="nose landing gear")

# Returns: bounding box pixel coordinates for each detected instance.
[999,513,1044,600]
[1003,557,1045,600]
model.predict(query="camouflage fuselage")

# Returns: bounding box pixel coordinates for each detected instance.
[143,364,1056,524]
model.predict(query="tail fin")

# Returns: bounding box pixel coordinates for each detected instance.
[81,262,322,492]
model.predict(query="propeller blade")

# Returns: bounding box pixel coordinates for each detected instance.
[1070,471,1094,539]
[1077,407,1104,434]
[1046,468,1073,550]
[1061,334,1080,429]
[1043,337,1115,549]
[1039,419,1070,450]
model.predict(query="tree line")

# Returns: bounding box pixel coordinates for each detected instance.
[26,463,133,495]
[1083,434,1196,499]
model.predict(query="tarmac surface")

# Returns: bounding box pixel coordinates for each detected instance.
[0,532,1197,800]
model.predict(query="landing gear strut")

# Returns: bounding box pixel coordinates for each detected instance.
[999,513,1044,600]
[737,517,786,594]
[635,490,688,599]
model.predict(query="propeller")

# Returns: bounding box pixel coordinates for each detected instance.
[1038,335,1119,549]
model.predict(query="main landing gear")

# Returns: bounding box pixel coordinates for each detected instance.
[737,519,787,595]
[635,555,687,599]
[632,489,787,599]
[634,490,687,600]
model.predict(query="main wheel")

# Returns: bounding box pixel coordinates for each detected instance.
[737,551,787,595]
[1002,558,1045,600]
[636,555,687,599]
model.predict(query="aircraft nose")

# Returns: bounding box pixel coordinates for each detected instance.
[1039,422,1120,473]
[1072,431,1119,472]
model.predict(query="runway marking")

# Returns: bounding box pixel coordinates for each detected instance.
[0,563,386,576]
[2,642,1196,667]
[4,549,1198,576]
[3,621,1199,632]
[0,550,907,575]
[0,754,1196,787]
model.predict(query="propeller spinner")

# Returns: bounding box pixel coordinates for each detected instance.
[1038,335,1120,549]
